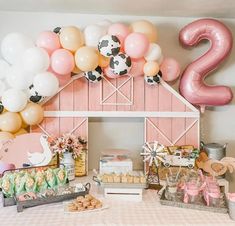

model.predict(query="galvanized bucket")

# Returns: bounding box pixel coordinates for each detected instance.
[228,199,235,220]
[201,142,227,160]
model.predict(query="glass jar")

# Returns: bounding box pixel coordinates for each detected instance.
[75,149,87,177]
[61,152,75,181]
[184,182,201,204]
[165,175,178,201]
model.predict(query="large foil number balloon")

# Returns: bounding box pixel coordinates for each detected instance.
[179,19,233,112]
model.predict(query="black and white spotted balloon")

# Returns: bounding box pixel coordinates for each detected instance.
[28,84,46,103]
[0,101,4,114]
[98,35,121,57]
[84,66,103,83]
[144,71,162,85]
[109,53,132,76]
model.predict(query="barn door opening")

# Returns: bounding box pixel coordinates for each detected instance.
[88,117,144,171]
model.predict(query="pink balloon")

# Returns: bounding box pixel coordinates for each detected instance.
[108,23,130,48]
[160,58,180,82]
[179,18,233,111]
[36,31,61,55]
[51,49,75,75]
[129,58,145,77]
[124,32,149,59]
[103,66,119,79]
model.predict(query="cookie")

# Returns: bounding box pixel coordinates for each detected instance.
[85,194,93,200]
[91,199,98,206]
[76,196,84,202]
[83,201,90,208]
[76,206,85,212]
[68,204,77,212]
[95,203,102,209]
[87,205,94,210]
[75,202,83,208]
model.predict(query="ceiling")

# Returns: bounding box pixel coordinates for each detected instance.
[0,0,234,18]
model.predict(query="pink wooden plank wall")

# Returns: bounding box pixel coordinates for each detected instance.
[59,82,74,135]
[158,86,172,145]
[171,97,186,146]
[73,77,88,139]
[117,77,131,111]
[145,83,159,143]
[102,78,116,111]
[31,77,199,148]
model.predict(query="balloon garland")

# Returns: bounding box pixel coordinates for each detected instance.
[0,18,232,139]
[0,19,182,137]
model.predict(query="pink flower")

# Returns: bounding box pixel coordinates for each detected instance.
[49,133,87,159]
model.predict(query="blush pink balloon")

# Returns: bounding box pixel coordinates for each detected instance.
[124,32,149,59]
[179,18,233,111]
[160,57,180,82]
[103,66,119,79]
[129,58,145,77]
[36,31,61,55]
[51,49,75,75]
[108,23,130,48]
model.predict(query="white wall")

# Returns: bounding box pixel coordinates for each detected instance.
[0,11,235,189]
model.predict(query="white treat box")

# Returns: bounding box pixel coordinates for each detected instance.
[104,187,143,202]
[99,157,133,174]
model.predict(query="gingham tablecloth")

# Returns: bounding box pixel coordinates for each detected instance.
[0,175,234,226]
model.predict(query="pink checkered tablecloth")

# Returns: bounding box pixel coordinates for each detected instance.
[0,175,234,226]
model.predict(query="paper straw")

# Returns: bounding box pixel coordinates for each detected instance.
[169,168,173,175]
[176,166,182,181]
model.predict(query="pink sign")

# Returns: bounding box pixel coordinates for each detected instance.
[0,133,53,168]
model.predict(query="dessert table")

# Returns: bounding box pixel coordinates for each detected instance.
[0,173,234,226]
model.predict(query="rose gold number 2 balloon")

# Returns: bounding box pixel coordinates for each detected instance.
[179,18,233,112]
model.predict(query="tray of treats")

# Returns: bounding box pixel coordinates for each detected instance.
[0,165,91,212]
[16,183,91,212]
[64,194,108,213]
[160,189,228,214]
[93,171,148,189]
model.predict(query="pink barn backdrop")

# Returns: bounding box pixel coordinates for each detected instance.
[31,74,200,167]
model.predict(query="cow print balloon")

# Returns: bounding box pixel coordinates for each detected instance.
[28,84,45,103]
[0,101,4,114]
[109,53,132,76]
[98,35,121,57]
[144,71,162,85]
[84,66,103,83]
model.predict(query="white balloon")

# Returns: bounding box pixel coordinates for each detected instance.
[84,24,106,47]
[97,19,112,33]
[158,54,164,65]
[144,43,162,62]
[33,72,59,96]
[6,65,35,90]
[0,59,10,79]
[1,32,34,64]
[0,80,6,96]
[2,88,27,112]
[22,47,50,73]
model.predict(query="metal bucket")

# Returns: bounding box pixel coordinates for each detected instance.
[228,200,235,220]
[201,142,227,160]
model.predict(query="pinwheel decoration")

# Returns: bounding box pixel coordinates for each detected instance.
[141,141,167,167]
[141,141,167,184]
